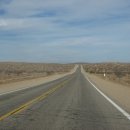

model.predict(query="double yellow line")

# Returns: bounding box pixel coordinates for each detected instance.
[0,77,71,121]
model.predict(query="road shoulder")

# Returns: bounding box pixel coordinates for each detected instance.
[81,66,130,114]
[0,65,78,95]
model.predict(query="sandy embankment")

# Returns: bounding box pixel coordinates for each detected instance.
[0,65,78,95]
[81,66,130,114]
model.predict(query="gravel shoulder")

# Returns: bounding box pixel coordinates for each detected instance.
[0,65,78,95]
[81,66,130,114]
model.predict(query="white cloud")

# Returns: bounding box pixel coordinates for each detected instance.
[0,18,25,29]
[0,19,7,27]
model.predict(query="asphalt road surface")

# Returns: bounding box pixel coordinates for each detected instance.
[0,67,130,130]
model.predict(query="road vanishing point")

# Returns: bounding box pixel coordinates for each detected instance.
[0,66,130,130]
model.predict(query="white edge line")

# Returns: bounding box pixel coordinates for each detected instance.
[87,77,130,120]
[0,88,29,96]
[81,67,130,120]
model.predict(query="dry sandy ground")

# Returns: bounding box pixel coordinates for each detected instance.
[81,66,130,114]
[0,65,78,95]
[0,62,74,84]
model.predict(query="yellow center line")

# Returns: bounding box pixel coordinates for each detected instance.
[0,77,72,121]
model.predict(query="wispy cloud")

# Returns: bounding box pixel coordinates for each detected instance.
[0,0,130,62]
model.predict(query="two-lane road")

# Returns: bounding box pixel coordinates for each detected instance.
[0,67,130,130]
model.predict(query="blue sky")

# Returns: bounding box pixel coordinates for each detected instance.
[0,0,130,63]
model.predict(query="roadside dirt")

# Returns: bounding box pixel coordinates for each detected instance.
[82,63,130,86]
[82,67,130,114]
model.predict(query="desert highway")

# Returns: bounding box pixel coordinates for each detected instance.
[0,67,130,130]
